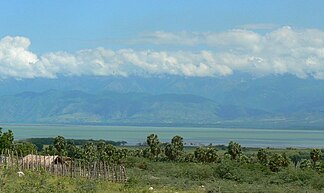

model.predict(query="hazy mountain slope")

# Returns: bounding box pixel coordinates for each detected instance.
[0,90,227,124]
[1,75,324,127]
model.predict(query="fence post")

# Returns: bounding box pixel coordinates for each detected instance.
[20,150,24,170]
[79,160,82,177]
[103,161,106,179]
[36,153,38,171]
[15,150,19,170]
[10,150,14,167]
[107,163,110,181]
[70,160,73,178]
[61,156,63,176]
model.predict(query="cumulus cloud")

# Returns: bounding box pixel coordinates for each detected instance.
[1,26,324,79]
[0,36,49,78]
[39,49,232,77]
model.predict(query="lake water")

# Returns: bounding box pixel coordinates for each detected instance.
[1,124,324,148]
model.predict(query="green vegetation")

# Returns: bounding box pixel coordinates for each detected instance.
[0,129,324,192]
[23,138,127,151]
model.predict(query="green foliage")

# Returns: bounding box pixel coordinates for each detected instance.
[0,169,69,193]
[0,128,14,151]
[171,135,184,151]
[82,142,97,163]
[214,160,240,180]
[146,134,161,160]
[227,141,242,160]
[310,148,321,166]
[13,142,37,156]
[290,153,302,168]
[114,149,128,164]
[104,144,117,162]
[194,146,218,163]
[164,135,184,161]
[257,149,268,165]
[311,175,324,190]
[43,145,57,155]
[75,179,97,193]
[182,152,195,162]
[2,130,324,192]
[54,136,67,156]
[315,161,324,173]
[268,153,290,172]
[300,159,312,169]
[23,137,125,147]
[239,155,250,164]
[66,141,82,159]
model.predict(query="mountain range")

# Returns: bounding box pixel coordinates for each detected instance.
[0,74,324,128]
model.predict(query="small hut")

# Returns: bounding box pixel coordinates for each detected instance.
[22,154,72,168]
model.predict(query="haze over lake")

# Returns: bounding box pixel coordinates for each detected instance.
[2,124,324,148]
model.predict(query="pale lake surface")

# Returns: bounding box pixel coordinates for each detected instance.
[1,124,324,148]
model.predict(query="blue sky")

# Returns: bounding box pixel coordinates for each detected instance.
[0,1,324,79]
[1,0,323,52]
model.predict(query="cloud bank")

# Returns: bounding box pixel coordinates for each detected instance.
[1,26,324,79]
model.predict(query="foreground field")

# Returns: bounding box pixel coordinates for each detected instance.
[0,129,324,192]
[1,156,324,193]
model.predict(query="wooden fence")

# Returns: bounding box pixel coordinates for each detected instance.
[0,150,127,182]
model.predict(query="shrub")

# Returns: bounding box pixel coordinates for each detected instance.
[194,146,218,163]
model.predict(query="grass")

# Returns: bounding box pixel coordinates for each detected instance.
[0,146,323,193]
[1,160,324,193]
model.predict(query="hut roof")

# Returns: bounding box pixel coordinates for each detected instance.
[22,155,71,166]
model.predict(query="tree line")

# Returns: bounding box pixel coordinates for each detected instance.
[0,128,323,173]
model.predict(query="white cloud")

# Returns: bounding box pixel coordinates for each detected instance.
[1,26,324,79]
[239,23,278,30]
[136,31,202,46]
[0,36,46,78]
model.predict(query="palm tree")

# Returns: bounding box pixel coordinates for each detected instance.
[257,149,268,165]
[147,134,161,159]
[82,142,97,163]
[54,136,67,156]
[228,141,242,160]
[0,129,14,150]
[171,135,184,152]
[194,146,218,163]
[310,148,321,167]
[165,135,184,161]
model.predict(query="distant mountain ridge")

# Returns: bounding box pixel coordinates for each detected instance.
[1,75,324,128]
[0,90,217,124]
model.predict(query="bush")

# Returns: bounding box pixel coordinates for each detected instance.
[214,160,240,181]
[137,161,148,170]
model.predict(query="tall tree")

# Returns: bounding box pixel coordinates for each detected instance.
[82,142,97,163]
[194,146,218,163]
[66,140,81,159]
[54,136,67,156]
[165,135,184,161]
[290,154,302,168]
[268,153,290,172]
[228,141,242,160]
[147,134,161,160]
[105,144,117,163]
[257,149,268,165]
[0,128,14,150]
[310,148,321,167]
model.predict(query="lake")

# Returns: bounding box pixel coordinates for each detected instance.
[1,124,324,148]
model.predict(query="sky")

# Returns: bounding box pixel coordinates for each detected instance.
[0,0,324,79]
